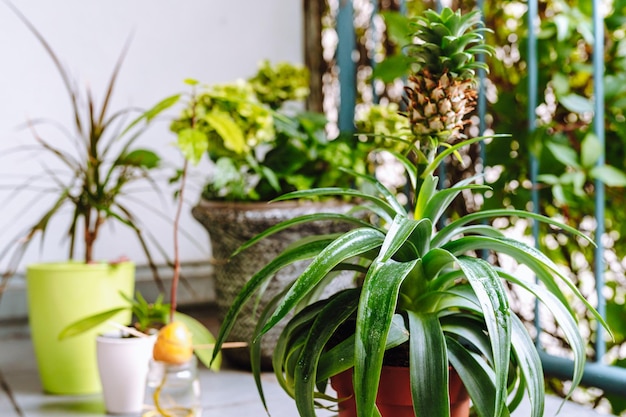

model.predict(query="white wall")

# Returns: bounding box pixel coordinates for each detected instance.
[0,0,303,272]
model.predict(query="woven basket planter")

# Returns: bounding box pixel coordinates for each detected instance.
[192,199,356,369]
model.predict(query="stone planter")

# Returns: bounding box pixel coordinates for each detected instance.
[192,200,356,369]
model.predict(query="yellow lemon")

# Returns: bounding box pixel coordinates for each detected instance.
[152,321,193,364]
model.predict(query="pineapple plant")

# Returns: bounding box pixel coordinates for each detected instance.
[403,8,493,142]
[210,7,607,417]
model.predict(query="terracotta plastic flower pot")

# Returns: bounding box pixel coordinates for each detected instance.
[330,366,470,417]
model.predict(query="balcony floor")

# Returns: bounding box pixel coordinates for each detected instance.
[0,310,611,417]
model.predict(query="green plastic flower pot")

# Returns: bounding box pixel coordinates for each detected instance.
[26,261,134,395]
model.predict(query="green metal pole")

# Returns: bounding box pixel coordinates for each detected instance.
[337,0,356,133]
[592,0,607,362]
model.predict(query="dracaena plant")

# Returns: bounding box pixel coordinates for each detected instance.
[0,3,180,293]
[210,7,609,417]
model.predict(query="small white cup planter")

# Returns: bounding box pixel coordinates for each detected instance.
[96,330,156,415]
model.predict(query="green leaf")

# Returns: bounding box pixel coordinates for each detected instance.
[381,11,413,46]
[116,149,160,169]
[294,289,360,417]
[174,312,220,371]
[249,290,286,412]
[58,306,128,340]
[551,73,570,96]
[441,315,492,364]
[445,236,570,306]
[456,257,510,417]
[448,236,610,338]
[432,208,595,248]
[406,218,433,259]
[316,314,409,382]
[273,300,328,398]
[422,248,456,280]
[509,314,544,417]
[424,134,510,178]
[545,141,581,169]
[205,109,248,154]
[553,15,572,41]
[387,150,418,190]
[177,128,208,165]
[144,94,180,122]
[272,187,397,222]
[580,133,603,168]
[121,94,181,137]
[447,337,509,417]
[501,271,591,399]
[372,54,414,83]
[590,165,626,187]
[342,168,407,216]
[414,174,439,220]
[379,215,421,262]
[537,174,560,185]
[233,212,374,257]
[559,93,594,113]
[407,312,449,417]
[354,258,418,417]
[421,175,490,225]
[261,228,386,336]
[430,284,482,313]
[211,238,338,365]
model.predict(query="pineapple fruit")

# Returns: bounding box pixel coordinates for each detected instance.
[403,7,493,142]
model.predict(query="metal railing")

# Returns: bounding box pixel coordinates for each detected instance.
[334,0,626,397]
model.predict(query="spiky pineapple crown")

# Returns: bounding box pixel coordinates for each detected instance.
[408,7,492,80]
[403,8,493,143]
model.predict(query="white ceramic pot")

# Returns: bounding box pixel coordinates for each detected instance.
[96,331,156,415]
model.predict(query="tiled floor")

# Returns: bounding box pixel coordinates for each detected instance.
[0,313,611,417]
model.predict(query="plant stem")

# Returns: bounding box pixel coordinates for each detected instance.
[152,372,176,417]
[170,158,189,323]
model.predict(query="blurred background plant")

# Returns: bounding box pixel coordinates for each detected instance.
[170,60,369,202]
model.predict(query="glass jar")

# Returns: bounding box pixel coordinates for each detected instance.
[142,356,201,417]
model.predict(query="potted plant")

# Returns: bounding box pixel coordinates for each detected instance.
[59,104,233,416]
[0,3,180,395]
[171,62,370,368]
[91,291,171,406]
[59,103,233,416]
[59,291,222,415]
[209,7,610,417]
